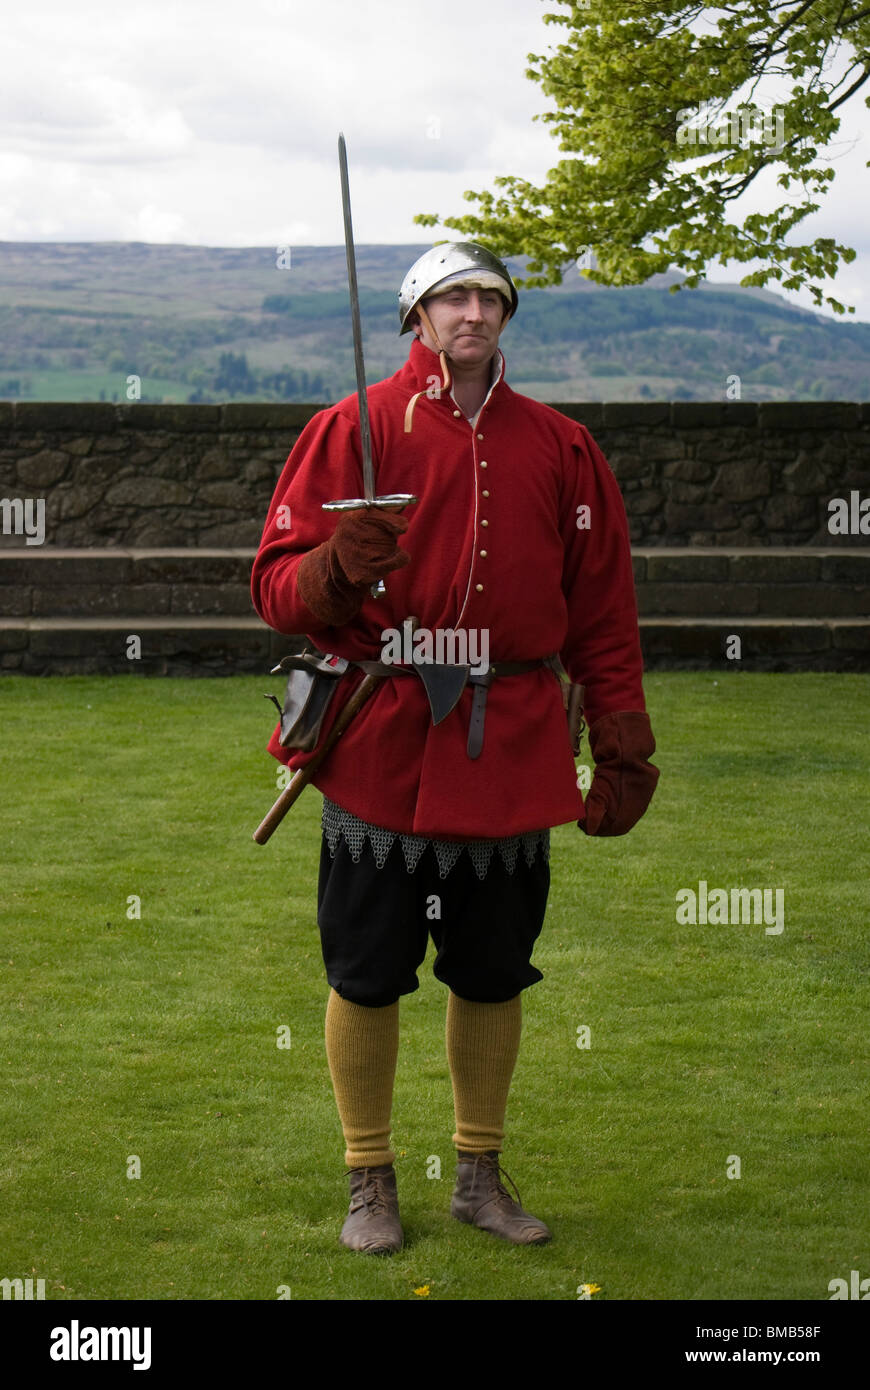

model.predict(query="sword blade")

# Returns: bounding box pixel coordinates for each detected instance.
[338,132,374,503]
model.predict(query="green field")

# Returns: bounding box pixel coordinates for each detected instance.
[0,369,191,404]
[0,671,867,1301]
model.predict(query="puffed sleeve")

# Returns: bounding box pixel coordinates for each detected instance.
[250,405,363,641]
[557,425,647,729]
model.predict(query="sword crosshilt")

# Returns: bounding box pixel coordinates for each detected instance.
[324,133,416,595]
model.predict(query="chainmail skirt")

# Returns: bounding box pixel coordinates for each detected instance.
[321,795,550,882]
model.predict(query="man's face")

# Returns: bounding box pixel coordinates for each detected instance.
[412,285,509,367]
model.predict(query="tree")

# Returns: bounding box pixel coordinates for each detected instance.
[214,351,256,396]
[415,1,870,313]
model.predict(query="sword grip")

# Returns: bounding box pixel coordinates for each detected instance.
[321,495,418,600]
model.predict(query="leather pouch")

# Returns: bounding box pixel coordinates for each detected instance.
[268,647,350,752]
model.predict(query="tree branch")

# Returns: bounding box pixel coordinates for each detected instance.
[747,0,822,62]
[827,61,870,110]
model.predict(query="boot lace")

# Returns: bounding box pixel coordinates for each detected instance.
[348,1167,393,1216]
[467,1153,524,1208]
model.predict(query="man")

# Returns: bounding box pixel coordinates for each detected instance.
[250,242,659,1256]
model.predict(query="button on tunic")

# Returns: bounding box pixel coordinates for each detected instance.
[251,336,647,840]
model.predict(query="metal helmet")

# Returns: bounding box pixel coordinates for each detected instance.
[398,242,518,335]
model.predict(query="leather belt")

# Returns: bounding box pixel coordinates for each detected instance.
[355,655,559,759]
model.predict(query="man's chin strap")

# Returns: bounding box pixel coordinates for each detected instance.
[403,302,452,434]
[403,300,511,435]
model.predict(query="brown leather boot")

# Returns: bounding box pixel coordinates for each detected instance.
[340,1164,403,1255]
[451,1150,551,1245]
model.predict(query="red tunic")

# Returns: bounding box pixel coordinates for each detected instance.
[250,336,647,839]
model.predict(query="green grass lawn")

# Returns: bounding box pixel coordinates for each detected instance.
[0,672,867,1302]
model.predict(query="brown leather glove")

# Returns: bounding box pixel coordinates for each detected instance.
[580,710,659,837]
[297,508,410,626]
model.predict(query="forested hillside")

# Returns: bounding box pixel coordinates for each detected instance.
[0,241,867,402]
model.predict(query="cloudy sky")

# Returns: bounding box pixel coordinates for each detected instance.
[4,0,869,319]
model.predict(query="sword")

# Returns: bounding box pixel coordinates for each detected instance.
[324,133,416,595]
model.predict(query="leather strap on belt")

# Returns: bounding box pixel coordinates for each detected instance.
[354,654,559,759]
[465,661,546,759]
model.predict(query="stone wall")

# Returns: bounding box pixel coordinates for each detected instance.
[3,545,867,675]
[2,400,869,549]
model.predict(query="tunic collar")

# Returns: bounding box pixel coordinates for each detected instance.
[458,350,503,429]
[402,335,505,402]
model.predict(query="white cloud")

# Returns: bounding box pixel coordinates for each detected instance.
[130,203,189,243]
[2,0,866,321]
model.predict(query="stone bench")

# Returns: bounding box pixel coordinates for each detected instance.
[1,546,867,673]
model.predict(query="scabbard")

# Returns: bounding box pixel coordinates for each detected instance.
[252,672,380,844]
[564,681,586,756]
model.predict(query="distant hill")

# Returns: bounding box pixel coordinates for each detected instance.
[0,241,867,403]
